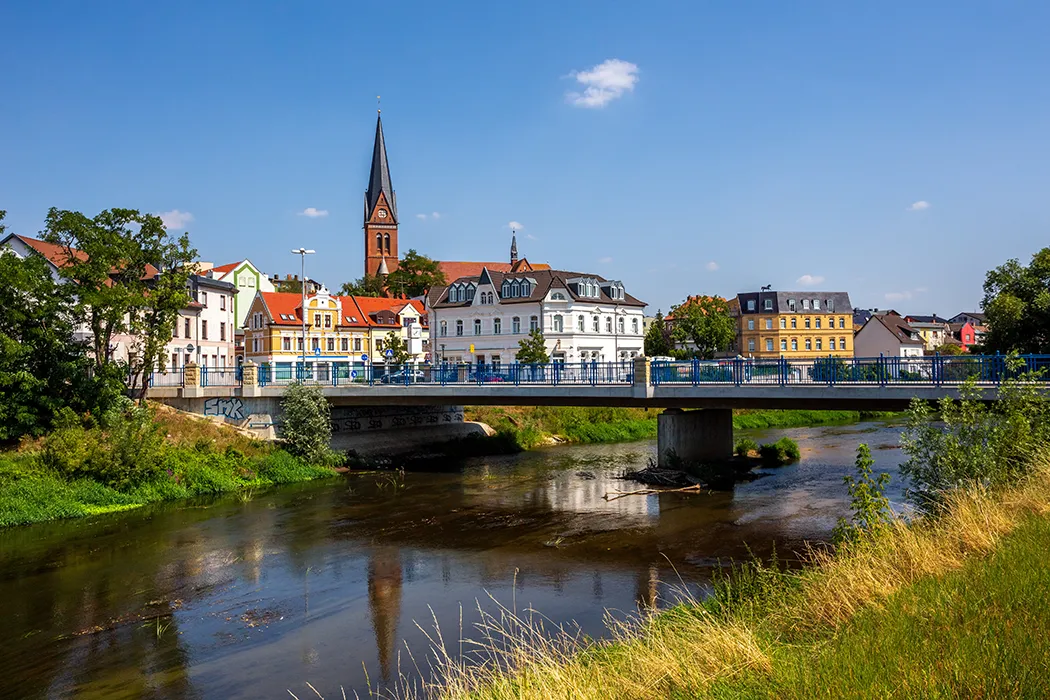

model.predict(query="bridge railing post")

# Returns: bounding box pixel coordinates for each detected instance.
[779,356,787,387]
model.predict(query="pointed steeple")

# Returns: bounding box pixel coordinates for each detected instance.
[377,256,390,277]
[510,233,518,266]
[365,113,397,223]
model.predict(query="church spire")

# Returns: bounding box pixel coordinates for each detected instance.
[364,113,397,223]
[510,232,518,266]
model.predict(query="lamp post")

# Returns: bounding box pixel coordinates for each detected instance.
[291,248,315,380]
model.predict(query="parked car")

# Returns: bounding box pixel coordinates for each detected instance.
[379,369,426,384]
[468,370,507,383]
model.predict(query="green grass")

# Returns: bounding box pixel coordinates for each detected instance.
[732,409,898,430]
[710,514,1050,698]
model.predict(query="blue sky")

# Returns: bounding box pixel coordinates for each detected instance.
[2,1,1049,315]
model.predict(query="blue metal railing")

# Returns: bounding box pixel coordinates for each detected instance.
[200,366,240,387]
[254,361,636,387]
[650,354,1050,386]
[148,368,185,387]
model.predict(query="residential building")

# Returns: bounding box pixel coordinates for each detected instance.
[241,287,429,379]
[201,259,276,330]
[270,273,324,295]
[730,291,854,359]
[854,313,925,358]
[904,315,951,351]
[427,267,646,365]
[949,321,977,352]
[949,311,986,326]
[164,275,237,371]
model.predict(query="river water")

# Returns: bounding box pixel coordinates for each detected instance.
[0,421,907,700]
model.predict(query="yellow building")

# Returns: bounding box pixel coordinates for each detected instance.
[731,290,854,359]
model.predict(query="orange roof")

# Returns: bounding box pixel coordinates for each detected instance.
[351,296,426,327]
[437,259,550,281]
[210,261,240,274]
[255,292,425,328]
[13,234,89,268]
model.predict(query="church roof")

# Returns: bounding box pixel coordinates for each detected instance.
[364,114,397,223]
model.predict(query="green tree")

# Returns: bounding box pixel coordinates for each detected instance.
[280,383,332,465]
[669,295,736,359]
[381,330,411,364]
[42,208,197,397]
[643,311,672,356]
[515,329,550,363]
[981,247,1050,354]
[833,444,894,545]
[384,249,446,297]
[339,274,385,297]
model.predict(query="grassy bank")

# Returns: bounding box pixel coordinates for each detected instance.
[464,406,898,449]
[0,403,337,528]
[419,459,1050,699]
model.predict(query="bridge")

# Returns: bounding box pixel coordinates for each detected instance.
[146,354,1048,466]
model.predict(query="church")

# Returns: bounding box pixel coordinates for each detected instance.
[361,112,548,286]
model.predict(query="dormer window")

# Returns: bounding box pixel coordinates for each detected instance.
[747,300,756,311]
[501,281,511,298]
[764,298,773,311]
[512,281,521,297]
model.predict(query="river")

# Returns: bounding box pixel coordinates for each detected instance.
[0,420,907,699]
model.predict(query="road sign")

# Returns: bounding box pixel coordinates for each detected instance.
[350,370,357,379]
[315,347,321,356]
[361,354,369,363]
[185,343,195,354]
[385,348,394,358]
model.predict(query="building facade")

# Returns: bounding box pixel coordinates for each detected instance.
[854,313,925,358]
[903,315,951,351]
[427,267,646,365]
[164,275,238,370]
[731,290,854,359]
[203,259,275,330]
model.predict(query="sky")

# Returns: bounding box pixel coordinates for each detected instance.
[2,1,1049,316]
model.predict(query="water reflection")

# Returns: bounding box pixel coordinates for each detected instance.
[0,421,906,699]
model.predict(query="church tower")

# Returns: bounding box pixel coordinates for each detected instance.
[364,112,398,278]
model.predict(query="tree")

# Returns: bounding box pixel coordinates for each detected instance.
[384,249,446,298]
[280,383,332,465]
[339,274,385,297]
[515,329,550,363]
[643,310,672,357]
[936,343,964,356]
[981,247,1050,354]
[42,208,197,397]
[669,295,736,359]
[381,330,411,364]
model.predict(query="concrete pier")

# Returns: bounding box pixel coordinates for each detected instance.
[657,408,734,467]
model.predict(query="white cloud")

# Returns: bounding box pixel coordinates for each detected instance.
[598,256,613,264]
[431,211,441,219]
[299,207,328,218]
[507,221,524,230]
[566,58,639,108]
[416,212,442,221]
[706,261,719,271]
[415,213,427,220]
[907,200,930,211]
[158,210,194,230]
[884,291,912,302]
[796,274,825,287]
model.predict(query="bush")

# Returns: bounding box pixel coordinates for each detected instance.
[833,444,894,545]
[735,438,759,457]
[759,438,801,466]
[280,383,332,464]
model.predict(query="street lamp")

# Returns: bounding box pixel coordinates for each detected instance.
[291,248,315,380]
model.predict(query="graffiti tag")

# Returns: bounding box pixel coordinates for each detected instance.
[204,397,245,421]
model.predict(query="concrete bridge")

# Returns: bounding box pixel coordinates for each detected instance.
[147,355,1047,465]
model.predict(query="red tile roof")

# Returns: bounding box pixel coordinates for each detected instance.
[13,234,160,281]
[437,259,550,282]
[255,292,426,329]
[210,262,240,274]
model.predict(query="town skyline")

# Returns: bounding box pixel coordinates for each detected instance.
[3,2,1049,315]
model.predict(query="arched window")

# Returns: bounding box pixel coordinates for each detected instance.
[384,233,391,253]
[493,317,502,335]
[578,315,585,332]
[618,317,625,334]
[501,282,510,298]
[448,287,457,303]
[512,317,521,334]
[376,233,382,253]
[440,320,447,337]
[605,317,612,333]
[455,320,463,336]
[529,315,539,332]
[592,315,599,332]
[474,319,482,335]
[512,281,520,297]
[631,318,639,334]
[553,315,563,332]
[521,282,531,297]
[551,292,565,301]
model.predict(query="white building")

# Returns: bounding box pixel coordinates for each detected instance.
[426,267,646,366]
[854,313,925,358]
[163,274,238,371]
[202,259,275,330]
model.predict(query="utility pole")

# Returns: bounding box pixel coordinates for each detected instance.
[291,248,315,380]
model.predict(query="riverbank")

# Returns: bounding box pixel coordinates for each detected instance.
[0,403,337,528]
[425,460,1050,699]
[464,406,900,449]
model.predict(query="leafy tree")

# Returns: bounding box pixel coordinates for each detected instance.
[669,295,736,359]
[280,383,332,465]
[515,329,550,363]
[643,311,672,357]
[42,208,197,397]
[833,444,894,545]
[339,274,385,297]
[381,330,411,364]
[981,247,1050,354]
[384,249,446,298]
[936,342,964,356]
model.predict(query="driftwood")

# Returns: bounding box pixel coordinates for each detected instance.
[603,484,707,501]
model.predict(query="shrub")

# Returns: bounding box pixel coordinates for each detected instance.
[735,438,759,457]
[833,443,894,545]
[759,437,801,466]
[280,383,332,464]
[259,450,333,483]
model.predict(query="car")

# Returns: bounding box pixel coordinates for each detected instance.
[468,370,506,383]
[379,369,425,384]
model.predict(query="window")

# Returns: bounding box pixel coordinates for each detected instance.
[747,319,755,330]
[748,339,756,352]
[839,318,846,329]
[618,317,625,334]
[474,319,482,335]
[805,318,811,329]
[440,320,448,336]
[494,317,502,334]
[791,338,798,351]
[448,287,457,303]
[530,316,539,332]
[780,318,786,329]
[327,338,335,352]
[200,291,208,307]
[803,299,810,310]
[311,338,320,351]
[283,337,291,351]
[787,298,796,312]
[376,233,382,253]
[171,353,178,369]
[384,233,391,253]
[456,320,464,336]
[827,299,835,312]
[592,315,600,332]
[512,282,521,297]
[632,318,639,334]
[805,338,812,351]
[252,338,259,353]
[553,315,563,332]
[512,317,521,334]
[829,338,836,350]
[791,318,797,329]
[220,322,226,341]
[354,338,362,352]
[605,317,612,333]
[172,322,179,339]
[341,338,348,351]
[764,298,773,311]
[376,339,384,351]
[521,282,531,297]
[578,315,585,331]
[766,338,774,352]
[201,320,208,340]
[840,337,847,349]
[816,338,823,351]
[765,318,773,330]
[781,338,788,351]
[551,292,565,301]
[314,313,321,328]
[813,299,820,310]
[502,282,510,297]
[220,295,226,311]
[297,337,303,351]
[815,318,821,329]
[324,315,332,328]
[184,318,191,338]
[747,300,756,311]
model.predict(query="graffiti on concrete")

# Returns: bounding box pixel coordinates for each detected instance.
[204,397,245,421]
[330,405,463,433]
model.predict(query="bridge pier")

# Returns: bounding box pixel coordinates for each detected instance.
[657,408,733,468]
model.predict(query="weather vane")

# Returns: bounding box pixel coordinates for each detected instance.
[377,95,381,114]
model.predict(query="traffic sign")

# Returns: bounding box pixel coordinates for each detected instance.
[350,370,357,379]
[315,347,321,356]
[361,354,369,363]
[469,344,475,353]
[385,348,394,358]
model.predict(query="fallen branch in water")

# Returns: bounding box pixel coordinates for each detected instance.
[603,484,708,501]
